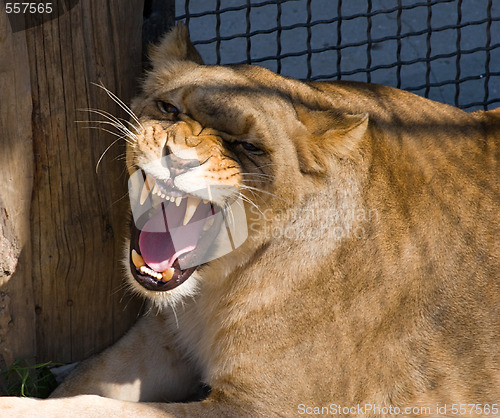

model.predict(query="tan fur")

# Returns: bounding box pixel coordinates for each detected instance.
[1,23,499,417]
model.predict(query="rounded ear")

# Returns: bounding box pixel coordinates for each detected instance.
[148,22,204,68]
[294,104,369,174]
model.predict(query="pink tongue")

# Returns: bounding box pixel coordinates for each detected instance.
[138,200,211,272]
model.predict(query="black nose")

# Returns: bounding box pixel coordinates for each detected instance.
[161,144,200,178]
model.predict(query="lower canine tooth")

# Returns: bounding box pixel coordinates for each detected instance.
[162,268,174,282]
[131,249,145,268]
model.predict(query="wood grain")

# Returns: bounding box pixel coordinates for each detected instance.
[25,0,145,362]
[1,0,176,366]
[0,8,36,369]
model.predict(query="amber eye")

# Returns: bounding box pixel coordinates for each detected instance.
[157,101,180,116]
[239,141,264,155]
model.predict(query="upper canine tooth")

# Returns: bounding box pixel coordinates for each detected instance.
[146,173,155,189]
[131,249,145,268]
[183,197,201,226]
[175,196,182,207]
[140,174,155,205]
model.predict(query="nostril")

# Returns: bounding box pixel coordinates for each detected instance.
[183,159,200,170]
[161,144,200,178]
[161,144,173,167]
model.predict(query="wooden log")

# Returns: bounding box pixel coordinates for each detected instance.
[25,0,146,362]
[1,0,176,367]
[0,8,36,369]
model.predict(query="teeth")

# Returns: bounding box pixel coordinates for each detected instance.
[202,217,215,231]
[183,197,201,226]
[134,249,174,282]
[139,265,162,280]
[162,268,174,282]
[141,177,203,223]
[131,249,145,268]
[140,174,155,205]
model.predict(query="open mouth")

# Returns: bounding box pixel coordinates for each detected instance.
[129,171,225,292]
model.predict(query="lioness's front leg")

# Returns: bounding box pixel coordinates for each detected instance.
[51,312,200,402]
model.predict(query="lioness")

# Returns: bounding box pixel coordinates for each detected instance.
[1,23,500,417]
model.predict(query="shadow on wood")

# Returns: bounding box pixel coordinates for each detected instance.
[0,0,174,369]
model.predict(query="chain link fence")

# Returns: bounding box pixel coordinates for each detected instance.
[175,0,500,111]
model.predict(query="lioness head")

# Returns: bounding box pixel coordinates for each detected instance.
[125,24,369,302]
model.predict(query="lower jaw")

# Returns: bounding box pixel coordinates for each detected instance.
[129,257,197,291]
[128,193,226,292]
[129,221,198,291]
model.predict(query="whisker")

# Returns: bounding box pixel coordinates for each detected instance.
[91,82,144,133]
[111,280,129,297]
[96,137,122,173]
[79,125,135,145]
[79,107,136,133]
[111,191,132,208]
[240,184,292,208]
[253,162,278,170]
[240,178,269,185]
[222,200,236,227]
[240,170,273,176]
[113,155,129,165]
[240,172,273,180]
[77,118,137,138]
[169,299,180,328]
[78,107,131,130]
[79,112,141,136]
[240,184,284,200]
[240,189,268,208]
[233,190,264,216]
[235,193,265,217]
[79,108,138,140]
